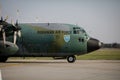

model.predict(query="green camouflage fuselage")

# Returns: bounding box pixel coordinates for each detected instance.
[9,23,88,57]
[0,19,102,62]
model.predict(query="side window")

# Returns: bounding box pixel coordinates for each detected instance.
[78,38,84,42]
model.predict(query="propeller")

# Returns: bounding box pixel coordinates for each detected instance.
[0,16,8,45]
[0,16,21,45]
[12,20,21,44]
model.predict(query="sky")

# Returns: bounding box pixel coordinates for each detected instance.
[0,0,120,43]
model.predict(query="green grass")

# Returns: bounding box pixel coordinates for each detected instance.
[77,48,120,60]
[9,48,120,60]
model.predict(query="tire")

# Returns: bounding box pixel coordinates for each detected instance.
[0,57,8,62]
[67,55,76,63]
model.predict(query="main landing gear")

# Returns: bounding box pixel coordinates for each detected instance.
[67,55,76,63]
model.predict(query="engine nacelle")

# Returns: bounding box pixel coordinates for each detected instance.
[0,41,19,56]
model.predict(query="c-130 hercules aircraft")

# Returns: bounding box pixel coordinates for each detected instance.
[0,17,102,63]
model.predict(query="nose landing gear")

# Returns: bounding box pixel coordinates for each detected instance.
[67,55,76,63]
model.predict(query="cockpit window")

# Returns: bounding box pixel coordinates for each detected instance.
[81,29,85,33]
[73,27,85,34]
[73,30,80,34]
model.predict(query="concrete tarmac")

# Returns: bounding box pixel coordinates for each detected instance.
[0,60,120,80]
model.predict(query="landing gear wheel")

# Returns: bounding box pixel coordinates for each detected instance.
[0,57,8,62]
[67,55,76,63]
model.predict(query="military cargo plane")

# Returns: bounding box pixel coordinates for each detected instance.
[0,17,102,63]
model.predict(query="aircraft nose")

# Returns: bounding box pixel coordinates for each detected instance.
[87,38,102,53]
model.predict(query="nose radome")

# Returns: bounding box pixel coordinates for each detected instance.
[87,37,102,53]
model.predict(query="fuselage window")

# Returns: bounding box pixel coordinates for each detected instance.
[78,38,84,42]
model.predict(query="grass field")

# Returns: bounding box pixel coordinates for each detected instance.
[77,48,120,60]
[9,48,120,60]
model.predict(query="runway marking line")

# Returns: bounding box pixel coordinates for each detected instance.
[0,70,2,80]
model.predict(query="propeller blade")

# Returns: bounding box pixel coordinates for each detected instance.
[17,9,19,16]
[11,20,15,27]
[17,30,21,37]
[15,20,18,26]
[1,17,3,21]
[12,20,21,44]
[4,16,8,21]
[14,31,17,44]
[0,25,3,31]
[2,30,6,44]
